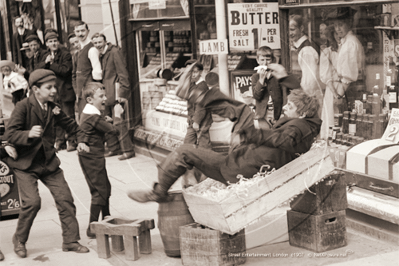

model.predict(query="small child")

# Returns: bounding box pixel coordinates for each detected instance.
[0,60,28,105]
[78,82,122,238]
[251,46,300,129]
[184,61,213,149]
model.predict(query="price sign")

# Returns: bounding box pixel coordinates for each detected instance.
[382,108,399,143]
[0,160,21,216]
[228,3,280,52]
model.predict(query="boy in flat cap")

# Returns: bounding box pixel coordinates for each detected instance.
[25,34,47,76]
[35,30,77,152]
[3,69,90,258]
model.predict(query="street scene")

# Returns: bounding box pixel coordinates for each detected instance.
[1,0,399,266]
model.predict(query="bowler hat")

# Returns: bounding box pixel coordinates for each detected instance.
[0,60,15,71]
[29,69,57,86]
[45,32,58,42]
[20,43,30,51]
[25,34,40,43]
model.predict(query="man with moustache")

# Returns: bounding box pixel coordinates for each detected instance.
[72,21,102,116]
[91,33,135,159]
[12,17,35,68]
[36,31,77,151]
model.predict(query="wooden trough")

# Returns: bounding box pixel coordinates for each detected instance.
[182,143,335,235]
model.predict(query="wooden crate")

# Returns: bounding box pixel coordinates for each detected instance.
[180,223,246,266]
[183,144,335,235]
[290,171,347,215]
[287,210,347,253]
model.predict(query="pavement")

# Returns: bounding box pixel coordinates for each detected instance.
[0,96,398,266]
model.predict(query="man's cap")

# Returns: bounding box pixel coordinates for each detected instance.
[205,72,219,87]
[29,69,57,86]
[45,32,58,42]
[0,60,15,70]
[25,34,40,43]
[20,42,30,51]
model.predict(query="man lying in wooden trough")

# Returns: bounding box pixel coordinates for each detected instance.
[127,64,322,203]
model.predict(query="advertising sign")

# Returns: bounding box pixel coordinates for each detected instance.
[382,108,399,143]
[228,2,280,52]
[0,160,20,216]
[230,70,256,105]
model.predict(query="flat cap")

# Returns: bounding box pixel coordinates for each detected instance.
[29,69,57,86]
[25,34,40,43]
[20,42,30,51]
[45,32,58,42]
[0,60,15,70]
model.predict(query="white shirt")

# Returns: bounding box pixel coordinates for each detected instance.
[320,47,339,85]
[3,72,28,93]
[336,31,365,84]
[82,103,101,115]
[80,38,102,81]
[17,28,25,36]
[293,35,320,96]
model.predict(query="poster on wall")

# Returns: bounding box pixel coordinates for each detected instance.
[228,2,280,52]
[230,70,256,105]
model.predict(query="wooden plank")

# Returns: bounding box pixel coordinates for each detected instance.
[139,230,152,254]
[226,156,335,234]
[96,234,111,259]
[124,236,139,261]
[219,145,331,218]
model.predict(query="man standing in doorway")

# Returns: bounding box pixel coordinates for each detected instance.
[73,21,102,116]
[91,33,135,160]
[12,17,34,69]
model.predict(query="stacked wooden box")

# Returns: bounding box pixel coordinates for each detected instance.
[287,171,348,252]
[180,223,246,266]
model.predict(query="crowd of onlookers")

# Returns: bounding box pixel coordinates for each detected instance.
[0,18,135,261]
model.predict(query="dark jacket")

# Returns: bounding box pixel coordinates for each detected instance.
[100,43,131,106]
[79,112,119,156]
[4,94,84,171]
[252,73,300,121]
[37,47,76,102]
[187,80,212,131]
[27,48,47,75]
[220,116,322,183]
[12,29,35,68]
[74,42,95,98]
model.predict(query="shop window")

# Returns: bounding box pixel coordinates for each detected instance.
[283,3,398,142]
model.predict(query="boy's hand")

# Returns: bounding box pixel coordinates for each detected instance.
[5,145,18,160]
[114,104,124,118]
[268,64,288,80]
[28,125,42,138]
[258,68,267,83]
[105,116,113,123]
[77,143,90,153]
[193,122,199,131]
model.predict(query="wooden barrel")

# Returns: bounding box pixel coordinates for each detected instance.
[158,191,194,257]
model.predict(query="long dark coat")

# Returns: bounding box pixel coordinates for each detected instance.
[100,43,130,106]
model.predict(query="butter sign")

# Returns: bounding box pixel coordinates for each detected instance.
[382,108,399,143]
[199,39,228,55]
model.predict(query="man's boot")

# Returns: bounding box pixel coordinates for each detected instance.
[127,183,172,203]
[127,167,179,203]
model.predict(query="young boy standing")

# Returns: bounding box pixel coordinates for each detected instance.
[1,60,28,105]
[78,82,121,238]
[4,69,90,258]
[184,61,213,148]
[251,46,301,129]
